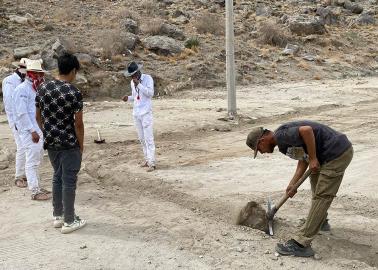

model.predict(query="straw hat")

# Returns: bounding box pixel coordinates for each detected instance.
[26,59,46,73]
[11,58,29,73]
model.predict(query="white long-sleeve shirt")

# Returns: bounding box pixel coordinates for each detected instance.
[128,73,154,116]
[13,79,40,133]
[2,72,22,128]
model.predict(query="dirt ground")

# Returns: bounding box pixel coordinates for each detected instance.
[1,77,378,270]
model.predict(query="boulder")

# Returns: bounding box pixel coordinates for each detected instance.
[41,38,72,70]
[172,9,186,18]
[303,54,317,61]
[316,6,339,24]
[121,18,138,34]
[288,16,326,36]
[119,32,139,51]
[256,5,272,17]
[143,36,183,55]
[13,46,39,59]
[9,15,28,24]
[173,15,189,24]
[356,13,376,25]
[282,44,300,55]
[344,0,363,14]
[0,148,10,170]
[214,0,225,7]
[74,53,93,66]
[160,23,186,40]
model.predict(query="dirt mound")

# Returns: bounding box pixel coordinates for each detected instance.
[236,200,268,232]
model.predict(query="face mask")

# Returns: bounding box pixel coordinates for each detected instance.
[27,71,45,91]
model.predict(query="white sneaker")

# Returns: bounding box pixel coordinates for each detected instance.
[53,216,64,228]
[61,217,87,234]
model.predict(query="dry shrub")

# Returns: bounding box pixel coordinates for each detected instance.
[259,21,288,47]
[141,0,159,16]
[111,54,125,63]
[175,48,198,60]
[195,14,224,35]
[297,60,310,70]
[141,18,164,35]
[99,29,131,59]
[117,7,139,22]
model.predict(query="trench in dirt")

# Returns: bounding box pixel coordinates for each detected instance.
[83,160,378,267]
[81,97,378,267]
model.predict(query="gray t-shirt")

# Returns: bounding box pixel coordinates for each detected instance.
[274,120,351,165]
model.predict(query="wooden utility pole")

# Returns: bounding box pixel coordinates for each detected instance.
[225,0,236,118]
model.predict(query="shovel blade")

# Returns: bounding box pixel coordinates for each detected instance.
[267,198,274,236]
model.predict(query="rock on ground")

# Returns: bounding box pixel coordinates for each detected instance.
[13,46,39,59]
[288,16,326,36]
[143,36,183,56]
[121,18,139,34]
[41,38,72,70]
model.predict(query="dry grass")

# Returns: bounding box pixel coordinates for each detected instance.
[297,60,310,70]
[111,54,125,63]
[141,0,159,16]
[99,29,127,59]
[259,48,271,58]
[157,48,197,62]
[195,14,224,35]
[141,18,164,35]
[258,21,288,47]
[117,7,139,22]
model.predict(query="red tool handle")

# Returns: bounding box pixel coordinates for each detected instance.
[275,169,312,210]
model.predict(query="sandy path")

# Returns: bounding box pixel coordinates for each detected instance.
[0,78,377,269]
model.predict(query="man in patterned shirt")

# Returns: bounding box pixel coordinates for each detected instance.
[36,53,86,234]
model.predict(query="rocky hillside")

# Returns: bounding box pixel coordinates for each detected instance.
[0,0,377,99]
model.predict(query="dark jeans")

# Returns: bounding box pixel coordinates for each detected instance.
[48,148,82,223]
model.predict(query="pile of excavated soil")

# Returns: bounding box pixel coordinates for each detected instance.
[236,200,268,233]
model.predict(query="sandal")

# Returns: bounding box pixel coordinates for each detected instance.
[31,191,51,201]
[40,188,52,194]
[14,178,27,188]
[146,166,156,172]
[140,161,149,168]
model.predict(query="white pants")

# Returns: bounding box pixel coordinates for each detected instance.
[133,112,156,166]
[19,131,43,193]
[11,126,26,179]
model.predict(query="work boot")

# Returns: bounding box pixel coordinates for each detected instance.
[320,219,331,232]
[276,239,315,257]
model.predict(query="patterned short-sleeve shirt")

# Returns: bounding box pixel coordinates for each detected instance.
[36,79,83,150]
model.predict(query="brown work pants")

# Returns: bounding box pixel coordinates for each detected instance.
[293,146,353,247]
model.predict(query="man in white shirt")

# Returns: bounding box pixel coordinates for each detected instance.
[2,58,28,187]
[13,59,50,200]
[122,62,156,172]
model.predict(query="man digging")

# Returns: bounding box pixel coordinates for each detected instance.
[246,120,353,257]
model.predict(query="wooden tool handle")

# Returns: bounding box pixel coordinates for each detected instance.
[275,169,312,210]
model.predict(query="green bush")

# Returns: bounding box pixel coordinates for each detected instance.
[185,37,200,49]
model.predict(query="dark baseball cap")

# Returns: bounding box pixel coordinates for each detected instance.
[246,127,264,158]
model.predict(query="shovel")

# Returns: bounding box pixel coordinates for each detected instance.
[94,129,105,144]
[266,169,312,235]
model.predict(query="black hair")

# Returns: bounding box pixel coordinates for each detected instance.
[262,129,271,135]
[58,52,80,75]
